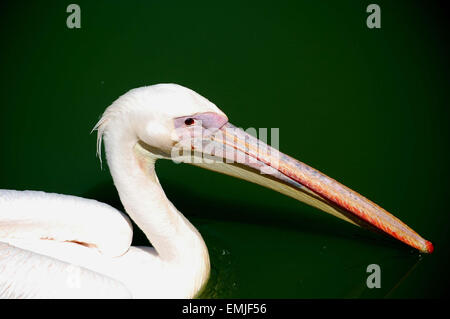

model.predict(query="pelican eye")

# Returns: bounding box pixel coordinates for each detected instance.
[184,118,195,126]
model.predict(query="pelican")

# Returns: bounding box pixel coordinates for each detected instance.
[0,84,433,298]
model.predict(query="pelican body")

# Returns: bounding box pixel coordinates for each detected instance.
[0,84,433,298]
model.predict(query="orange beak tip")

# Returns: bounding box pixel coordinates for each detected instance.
[425,241,434,254]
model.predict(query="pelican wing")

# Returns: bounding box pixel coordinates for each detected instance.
[0,242,131,298]
[0,190,133,257]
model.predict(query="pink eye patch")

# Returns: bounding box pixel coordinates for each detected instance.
[174,112,228,130]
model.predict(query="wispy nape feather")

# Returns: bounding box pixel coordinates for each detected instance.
[91,97,132,168]
[91,115,109,168]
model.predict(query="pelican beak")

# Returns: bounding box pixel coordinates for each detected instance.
[173,116,433,254]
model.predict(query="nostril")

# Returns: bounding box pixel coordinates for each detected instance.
[184,118,195,126]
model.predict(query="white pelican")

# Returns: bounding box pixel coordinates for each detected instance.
[0,84,433,298]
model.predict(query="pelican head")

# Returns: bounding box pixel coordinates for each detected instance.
[94,83,433,263]
[0,83,432,299]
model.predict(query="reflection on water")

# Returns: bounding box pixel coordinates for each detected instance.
[196,233,238,298]
[84,181,424,298]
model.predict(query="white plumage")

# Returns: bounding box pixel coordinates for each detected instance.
[0,83,433,298]
[0,84,215,298]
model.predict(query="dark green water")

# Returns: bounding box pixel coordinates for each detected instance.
[0,1,448,298]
